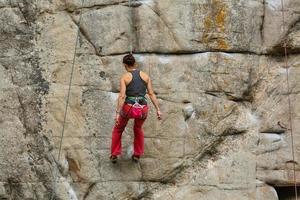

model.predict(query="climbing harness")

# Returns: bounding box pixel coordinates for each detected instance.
[280,0,298,198]
[50,0,85,199]
[122,97,147,119]
[131,99,147,119]
[126,96,147,104]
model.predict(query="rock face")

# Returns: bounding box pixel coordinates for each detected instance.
[0,0,299,199]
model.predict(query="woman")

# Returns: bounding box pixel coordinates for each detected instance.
[110,54,162,163]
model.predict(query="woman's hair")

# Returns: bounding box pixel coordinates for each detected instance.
[123,54,135,66]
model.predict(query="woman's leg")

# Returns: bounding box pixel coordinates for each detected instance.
[133,106,148,156]
[110,114,129,156]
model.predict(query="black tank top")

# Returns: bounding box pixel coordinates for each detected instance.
[126,70,147,97]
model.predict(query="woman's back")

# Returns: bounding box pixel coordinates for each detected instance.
[125,69,147,97]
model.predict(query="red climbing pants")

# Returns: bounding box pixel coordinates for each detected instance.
[111,103,148,157]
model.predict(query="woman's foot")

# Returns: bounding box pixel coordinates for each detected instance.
[110,155,117,164]
[131,155,140,163]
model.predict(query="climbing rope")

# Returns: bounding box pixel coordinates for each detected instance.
[280,0,298,198]
[50,0,85,199]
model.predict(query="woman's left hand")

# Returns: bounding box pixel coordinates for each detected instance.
[156,110,162,120]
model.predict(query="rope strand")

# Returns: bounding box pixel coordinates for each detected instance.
[50,0,85,198]
[280,0,298,198]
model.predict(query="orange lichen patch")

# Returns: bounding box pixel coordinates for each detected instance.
[202,17,212,44]
[216,6,226,32]
[200,0,228,49]
[202,33,210,44]
[217,38,229,50]
[204,17,212,30]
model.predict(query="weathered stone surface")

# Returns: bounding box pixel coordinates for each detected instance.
[0,1,54,199]
[150,127,258,200]
[263,0,300,53]
[1,0,300,199]
[256,183,278,200]
[253,55,300,187]
[77,0,264,55]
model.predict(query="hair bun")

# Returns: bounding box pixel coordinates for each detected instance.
[123,54,136,66]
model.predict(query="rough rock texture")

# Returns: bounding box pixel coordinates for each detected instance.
[0,0,300,199]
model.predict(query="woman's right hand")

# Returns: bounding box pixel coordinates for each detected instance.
[114,113,120,125]
[156,110,162,120]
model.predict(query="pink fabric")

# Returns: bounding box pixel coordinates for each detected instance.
[131,103,146,118]
[111,104,148,156]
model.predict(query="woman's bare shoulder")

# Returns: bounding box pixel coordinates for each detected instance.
[139,70,149,82]
[121,72,132,79]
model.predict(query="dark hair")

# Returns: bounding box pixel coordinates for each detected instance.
[123,54,135,66]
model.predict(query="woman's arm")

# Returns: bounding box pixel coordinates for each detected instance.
[146,77,162,120]
[115,76,126,123]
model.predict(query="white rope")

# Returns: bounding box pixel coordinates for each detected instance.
[280,0,298,198]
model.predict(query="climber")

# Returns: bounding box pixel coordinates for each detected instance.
[110,54,162,163]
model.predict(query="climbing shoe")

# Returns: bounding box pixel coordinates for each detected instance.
[110,155,117,164]
[131,155,140,163]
